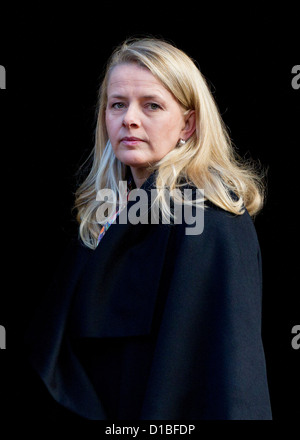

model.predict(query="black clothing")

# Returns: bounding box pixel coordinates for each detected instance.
[24,173,272,420]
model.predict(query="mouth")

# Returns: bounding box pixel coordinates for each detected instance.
[122,136,144,142]
[121,137,144,146]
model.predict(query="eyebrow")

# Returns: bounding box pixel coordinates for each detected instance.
[107,94,165,101]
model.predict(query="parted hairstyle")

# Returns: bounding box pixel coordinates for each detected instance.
[74,37,265,249]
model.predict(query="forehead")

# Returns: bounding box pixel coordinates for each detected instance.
[107,63,168,96]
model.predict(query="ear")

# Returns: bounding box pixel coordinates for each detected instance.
[181,110,196,141]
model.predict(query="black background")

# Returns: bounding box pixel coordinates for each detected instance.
[0,5,299,427]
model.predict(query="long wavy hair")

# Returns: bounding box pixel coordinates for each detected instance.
[74,37,265,249]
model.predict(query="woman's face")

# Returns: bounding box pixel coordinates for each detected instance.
[105,63,195,175]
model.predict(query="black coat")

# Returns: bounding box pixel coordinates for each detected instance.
[24,173,272,420]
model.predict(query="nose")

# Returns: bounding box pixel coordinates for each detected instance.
[122,104,140,128]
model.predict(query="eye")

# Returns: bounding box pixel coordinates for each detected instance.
[111,102,125,109]
[146,103,162,111]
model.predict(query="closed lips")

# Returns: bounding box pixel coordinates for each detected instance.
[122,137,144,141]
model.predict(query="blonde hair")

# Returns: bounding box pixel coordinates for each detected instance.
[74,37,265,249]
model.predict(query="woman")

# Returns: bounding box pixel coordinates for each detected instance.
[25,37,272,420]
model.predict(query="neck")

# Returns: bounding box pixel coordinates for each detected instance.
[130,167,152,188]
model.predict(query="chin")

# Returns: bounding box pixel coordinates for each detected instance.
[115,151,149,168]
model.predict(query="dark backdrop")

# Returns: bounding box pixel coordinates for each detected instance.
[0,6,299,425]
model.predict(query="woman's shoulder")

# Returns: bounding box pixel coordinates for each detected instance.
[204,199,255,232]
[173,196,260,253]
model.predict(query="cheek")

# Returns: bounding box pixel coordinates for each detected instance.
[151,116,178,140]
[105,111,119,134]
[159,119,182,147]
[163,110,183,132]
[105,114,113,137]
